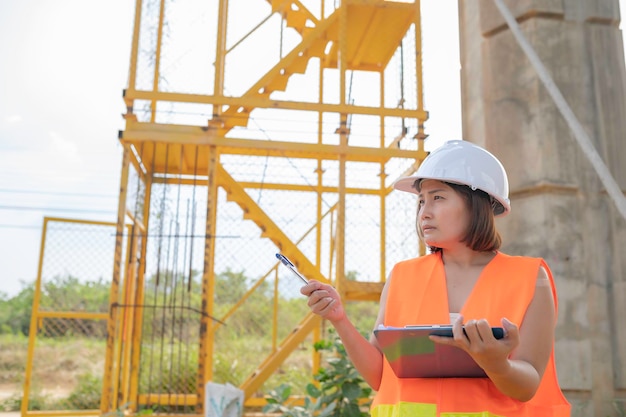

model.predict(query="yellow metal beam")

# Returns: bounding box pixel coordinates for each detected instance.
[146,176,394,195]
[23,412,100,417]
[124,88,427,120]
[35,311,108,320]
[102,146,131,413]
[128,168,152,412]
[197,146,220,414]
[120,121,427,163]
[21,218,51,417]
[137,394,197,406]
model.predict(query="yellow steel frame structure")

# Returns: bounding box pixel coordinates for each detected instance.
[101,0,429,416]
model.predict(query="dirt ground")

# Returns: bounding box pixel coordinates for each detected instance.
[0,383,71,399]
[0,384,20,402]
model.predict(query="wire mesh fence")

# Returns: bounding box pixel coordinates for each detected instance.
[23,218,118,412]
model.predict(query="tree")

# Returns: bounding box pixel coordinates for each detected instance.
[0,281,35,335]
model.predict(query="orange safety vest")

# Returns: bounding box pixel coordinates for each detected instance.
[371,252,570,417]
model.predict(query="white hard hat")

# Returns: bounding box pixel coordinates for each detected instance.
[393,140,511,216]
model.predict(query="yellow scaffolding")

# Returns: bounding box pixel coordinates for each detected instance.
[110,0,429,414]
[24,1,430,416]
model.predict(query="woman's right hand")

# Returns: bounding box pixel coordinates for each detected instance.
[300,280,346,323]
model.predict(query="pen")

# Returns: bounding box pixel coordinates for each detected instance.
[276,253,309,284]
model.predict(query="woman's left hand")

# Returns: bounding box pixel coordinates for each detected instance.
[430,316,519,375]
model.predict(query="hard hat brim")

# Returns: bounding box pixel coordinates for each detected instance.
[392,175,511,217]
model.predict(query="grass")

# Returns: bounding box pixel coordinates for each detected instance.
[0,332,315,412]
[0,334,106,411]
[0,301,378,413]
[0,334,29,385]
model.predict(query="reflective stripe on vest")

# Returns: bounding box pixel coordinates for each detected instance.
[372,402,505,417]
[371,252,570,417]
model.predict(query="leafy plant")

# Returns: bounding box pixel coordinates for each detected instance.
[309,333,372,417]
[263,331,372,417]
[263,383,326,417]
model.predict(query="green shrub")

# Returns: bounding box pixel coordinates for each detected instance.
[60,373,102,410]
[1,390,50,412]
[263,330,372,417]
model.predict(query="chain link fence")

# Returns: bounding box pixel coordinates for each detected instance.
[22,218,120,413]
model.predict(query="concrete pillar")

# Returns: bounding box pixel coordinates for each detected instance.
[458,1,626,415]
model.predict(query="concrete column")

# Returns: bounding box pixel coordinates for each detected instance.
[458,1,626,415]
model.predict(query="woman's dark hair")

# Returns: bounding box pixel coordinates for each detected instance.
[414,180,502,253]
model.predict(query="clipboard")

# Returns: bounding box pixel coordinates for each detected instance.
[374,325,504,378]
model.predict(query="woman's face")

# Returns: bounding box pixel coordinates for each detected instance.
[417,180,470,249]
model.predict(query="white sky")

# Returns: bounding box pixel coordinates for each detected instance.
[0,0,624,298]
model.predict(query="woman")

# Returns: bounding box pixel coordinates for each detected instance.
[301,140,570,416]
